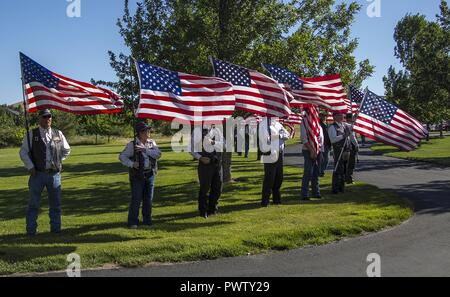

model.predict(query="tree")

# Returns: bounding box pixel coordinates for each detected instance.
[101,0,374,181]
[78,114,127,144]
[384,0,450,137]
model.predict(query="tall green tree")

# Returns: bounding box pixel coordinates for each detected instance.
[384,0,450,137]
[101,0,374,181]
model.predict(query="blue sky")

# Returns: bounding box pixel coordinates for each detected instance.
[0,0,443,105]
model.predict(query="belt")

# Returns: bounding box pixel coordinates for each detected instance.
[37,169,59,174]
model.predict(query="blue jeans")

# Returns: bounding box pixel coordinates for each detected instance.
[301,150,322,198]
[128,173,155,226]
[27,171,62,234]
[320,146,331,176]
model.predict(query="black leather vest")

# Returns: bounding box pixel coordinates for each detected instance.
[128,140,158,178]
[31,128,63,172]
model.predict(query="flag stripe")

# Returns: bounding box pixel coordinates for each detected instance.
[303,105,321,156]
[212,59,290,118]
[353,124,415,151]
[136,61,236,123]
[355,114,421,146]
[21,53,123,114]
[27,84,122,104]
[295,74,348,112]
[138,103,235,116]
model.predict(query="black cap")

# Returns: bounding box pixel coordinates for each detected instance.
[38,109,52,117]
[346,113,354,119]
[135,122,150,133]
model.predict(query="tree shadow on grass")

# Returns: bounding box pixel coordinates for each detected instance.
[0,218,233,259]
[0,177,257,222]
[0,178,200,221]
[280,183,408,210]
[0,222,142,246]
[0,182,131,221]
[0,166,27,178]
[153,201,263,223]
[0,245,77,271]
[0,181,202,221]
[63,162,128,176]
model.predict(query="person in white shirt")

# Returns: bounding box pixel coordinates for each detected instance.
[119,122,161,228]
[19,109,71,236]
[259,117,290,207]
[190,125,224,218]
[328,112,358,194]
[300,117,324,200]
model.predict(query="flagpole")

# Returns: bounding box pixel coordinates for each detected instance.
[129,56,139,166]
[333,87,369,173]
[19,53,32,156]
[350,87,369,131]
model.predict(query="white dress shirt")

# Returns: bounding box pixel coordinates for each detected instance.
[19,127,71,170]
[190,127,224,160]
[119,138,162,169]
[259,118,291,163]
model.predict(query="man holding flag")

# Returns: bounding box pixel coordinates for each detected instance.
[300,106,324,200]
[119,122,162,228]
[345,113,359,184]
[328,112,358,194]
[19,109,71,236]
[18,53,123,236]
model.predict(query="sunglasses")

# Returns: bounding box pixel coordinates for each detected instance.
[42,115,52,119]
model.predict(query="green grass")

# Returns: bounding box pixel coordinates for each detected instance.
[0,139,412,275]
[371,136,450,166]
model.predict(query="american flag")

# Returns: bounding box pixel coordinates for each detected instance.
[347,85,365,113]
[280,112,302,125]
[212,58,291,118]
[344,98,360,114]
[299,74,348,113]
[135,61,235,123]
[349,85,365,104]
[302,105,321,157]
[353,90,428,151]
[325,111,334,124]
[280,112,302,138]
[20,53,123,114]
[282,122,296,138]
[262,64,305,108]
[263,64,347,113]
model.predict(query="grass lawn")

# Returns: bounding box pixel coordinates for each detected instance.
[0,138,412,275]
[371,136,450,166]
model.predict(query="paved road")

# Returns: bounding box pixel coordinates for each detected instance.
[51,145,450,277]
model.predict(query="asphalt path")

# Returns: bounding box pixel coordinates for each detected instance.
[46,145,450,277]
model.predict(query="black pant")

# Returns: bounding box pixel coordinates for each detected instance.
[332,151,347,193]
[346,150,357,183]
[261,154,284,205]
[198,162,223,215]
[244,134,250,157]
